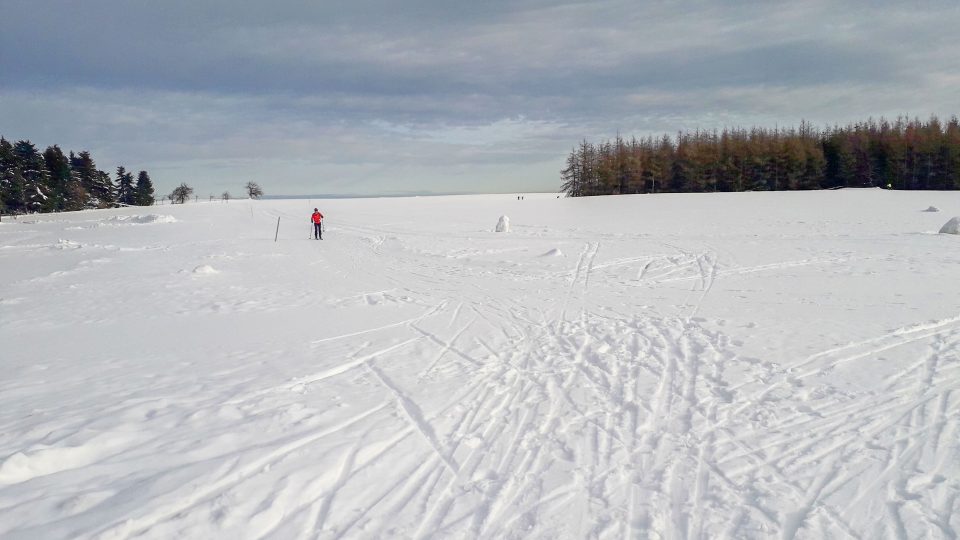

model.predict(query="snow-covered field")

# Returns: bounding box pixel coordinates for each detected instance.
[1,190,959,539]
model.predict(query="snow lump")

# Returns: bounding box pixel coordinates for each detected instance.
[192,265,220,274]
[495,215,510,233]
[939,217,960,235]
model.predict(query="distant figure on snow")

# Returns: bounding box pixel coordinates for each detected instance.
[311,208,324,240]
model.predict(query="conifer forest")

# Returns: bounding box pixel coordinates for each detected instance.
[0,137,155,215]
[562,116,960,197]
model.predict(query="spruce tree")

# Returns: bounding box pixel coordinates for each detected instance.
[116,166,135,205]
[94,170,116,207]
[68,151,115,207]
[62,153,83,211]
[13,141,50,213]
[0,138,20,214]
[43,145,71,211]
[135,170,155,205]
[70,151,98,208]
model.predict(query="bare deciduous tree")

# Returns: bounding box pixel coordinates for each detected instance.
[245,181,263,199]
[169,183,193,204]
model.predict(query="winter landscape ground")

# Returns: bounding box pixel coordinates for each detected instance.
[1,190,958,539]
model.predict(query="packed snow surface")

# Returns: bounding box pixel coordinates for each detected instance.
[1,191,959,539]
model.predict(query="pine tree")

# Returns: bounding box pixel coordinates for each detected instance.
[135,170,155,205]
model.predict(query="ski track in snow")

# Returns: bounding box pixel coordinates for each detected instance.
[1,192,959,539]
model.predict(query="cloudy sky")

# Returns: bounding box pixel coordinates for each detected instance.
[2,1,958,196]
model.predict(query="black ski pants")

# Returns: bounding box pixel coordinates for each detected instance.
[314,222,322,239]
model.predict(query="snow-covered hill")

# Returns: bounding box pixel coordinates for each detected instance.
[1,190,958,539]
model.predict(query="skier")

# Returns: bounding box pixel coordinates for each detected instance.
[311,208,324,240]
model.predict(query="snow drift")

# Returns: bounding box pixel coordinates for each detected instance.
[104,214,178,225]
[192,265,219,274]
[939,216,960,234]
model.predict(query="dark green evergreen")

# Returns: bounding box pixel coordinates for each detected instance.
[13,141,50,213]
[0,135,157,214]
[69,151,100,208]
[0,138,19,215]
[93,169,117,207]
[135,171,155,206]
[43,145,71,211]
[116,166,136,206]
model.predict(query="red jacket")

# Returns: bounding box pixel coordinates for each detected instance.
[311,211,323,224]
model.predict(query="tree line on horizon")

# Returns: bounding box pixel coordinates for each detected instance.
[0,137,156,215]
[166,180,263,204]
[561,116,960,197]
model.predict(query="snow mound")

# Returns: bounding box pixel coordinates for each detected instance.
[53,239,82,250]
[923,206,940,212]
[939,216,960,234]
[105,214,178,225]
[540,248,563,257]
[192,265,220,275]
[0,450,70,485]
[495,215,510,233]
[0,433,138,485]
